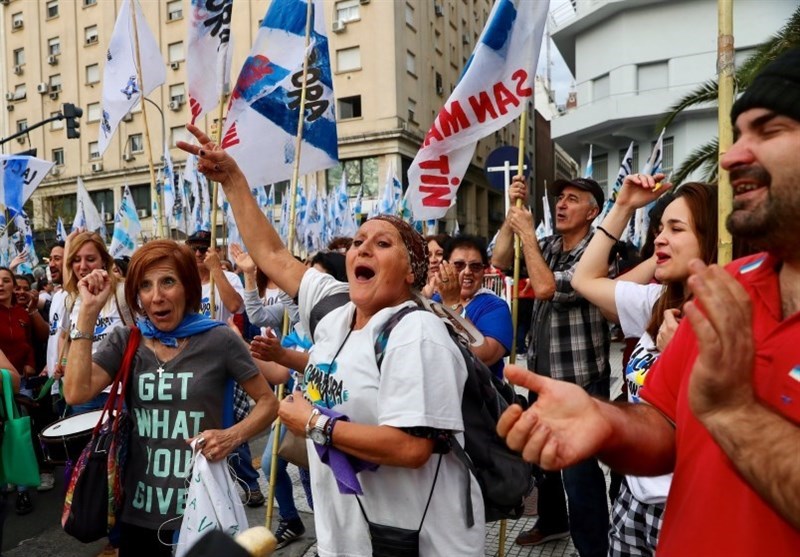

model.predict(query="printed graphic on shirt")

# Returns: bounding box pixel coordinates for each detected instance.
[199,297,216,318]
[130,370,202,517]
[302,359,348,409]
[49,310,61,337]
[70,315,116,343]
[626,342,658,403]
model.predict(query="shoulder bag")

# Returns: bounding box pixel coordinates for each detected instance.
[0,368,41,487]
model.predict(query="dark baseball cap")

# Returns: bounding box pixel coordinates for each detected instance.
[186,230,211,247]
[550,177,605,209]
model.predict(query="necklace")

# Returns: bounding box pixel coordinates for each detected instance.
[151,338,189,375]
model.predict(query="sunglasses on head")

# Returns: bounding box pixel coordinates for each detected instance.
[452,261,485,273]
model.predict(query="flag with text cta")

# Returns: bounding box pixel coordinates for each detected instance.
[73,178,105,234]
[407,0,549,220]
[187,0,234,125]
[0,155,55,235]
[222,0,338,187]
[97,0,166,155]
[110,185,142,258]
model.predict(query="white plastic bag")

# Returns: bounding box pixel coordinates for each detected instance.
[175,441,249,557]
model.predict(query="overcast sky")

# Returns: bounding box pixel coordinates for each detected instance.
[536,0,575,106]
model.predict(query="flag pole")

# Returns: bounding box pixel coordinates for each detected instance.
[717,0,734,265]
[208,91,228,321]
[130,0,164,239]
[267,0,315,530]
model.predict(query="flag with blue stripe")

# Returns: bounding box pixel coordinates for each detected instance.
[56,217,67,242]
[1,155,55,235]
[110,184,141,258]
[222,0,338,188]
[12,211,37,274]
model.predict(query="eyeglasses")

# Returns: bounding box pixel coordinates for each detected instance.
[191,245,209,254]
[451,261,486,273]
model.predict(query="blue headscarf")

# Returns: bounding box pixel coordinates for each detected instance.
[137,312,225,347]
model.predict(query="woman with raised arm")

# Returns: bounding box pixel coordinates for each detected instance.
[64,240,277,556]
[179,125,485,556]
[571,174,718,557]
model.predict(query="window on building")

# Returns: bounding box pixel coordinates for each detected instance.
[592,74,610,102]
[51,111,65,130]
[13,84,26,101]
[168,42,185,63]
[52,148,65,166]
[326,157,379,198]
[11,13,23,29]
[53,195,77,225]
[87,102,101,122]
[408,99,417,123]
[435,72,444,96]
[336,47,361,72]
[169,83,186,104]
[593,153,609,191]
[335,0,360,22]
[46,0,59,19]
[405,3,415,27]
[89,141,100,160]
[337,96,362,120]
[167,0,183,21]
[170,126,189,147]
[17,120,28,133]
[129,134,144,153]
[86,64,100,84]
[89,190,114,220]
[129,185,152,216]
[661,137,674,176]
[619,145,640,174]
[13,48,25,67]
[49,74,62,93]
[48,37,61,56]
[637,61,668,94]
[406,51,416,76]
[85,25,99,45]
[84,0,97,6]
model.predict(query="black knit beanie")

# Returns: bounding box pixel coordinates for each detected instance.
[731,47,800,124]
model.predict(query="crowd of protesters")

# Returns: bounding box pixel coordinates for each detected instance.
[0,48,798,557]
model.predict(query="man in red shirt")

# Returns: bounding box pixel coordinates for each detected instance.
[498,48,800,555]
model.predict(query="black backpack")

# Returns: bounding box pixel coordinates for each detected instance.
[310,295,534,526]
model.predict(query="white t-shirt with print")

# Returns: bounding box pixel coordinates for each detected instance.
[298,269,485,557]
[200,270,245,323]
[46,289,68,394]
[615,280,672,504]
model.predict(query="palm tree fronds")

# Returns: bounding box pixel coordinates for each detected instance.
[673,138,719,186]
[657,79,720,131]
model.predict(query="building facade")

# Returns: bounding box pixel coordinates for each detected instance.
[0,0,573,246]
[550,0,796,192]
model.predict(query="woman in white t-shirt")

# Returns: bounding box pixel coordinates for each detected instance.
[179,124,485,557]
[572,175,719,556]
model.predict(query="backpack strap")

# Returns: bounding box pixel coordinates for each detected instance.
[308,291,351,342]
[373,305,423,368]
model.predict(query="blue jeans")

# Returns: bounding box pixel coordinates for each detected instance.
[229,442,261,492]
[69,392,109,415]
[261,426,299,521]
[535,377,610,557]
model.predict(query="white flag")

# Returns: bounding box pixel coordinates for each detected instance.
[74,177,104,234]
[407,0,549,220]
[97,0,166,155]
[187,0,234,125]
[110,185,142,258]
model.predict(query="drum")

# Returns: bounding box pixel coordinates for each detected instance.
[39,410,104,465]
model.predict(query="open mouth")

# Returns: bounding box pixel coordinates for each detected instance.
[152,309,171,320]
[655,252,670,265]
[732,182,766,197]
[354,265,375,281]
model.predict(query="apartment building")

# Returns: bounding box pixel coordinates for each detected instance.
[1,0,571,243]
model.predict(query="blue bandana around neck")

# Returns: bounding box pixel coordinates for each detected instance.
[137,312,225,347]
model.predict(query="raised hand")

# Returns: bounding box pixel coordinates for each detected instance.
[176,124,241,184]
[498,365,613,470]
[76,269,113,313]
[615,172,672,210]
[251,328,284,363]
[656,308,681,352]
[230,243,256,275]
[508,175,529,206]
[436,260,462,307]
[203,249,222,273]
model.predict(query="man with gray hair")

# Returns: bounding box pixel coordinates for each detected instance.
[492,176,610,556]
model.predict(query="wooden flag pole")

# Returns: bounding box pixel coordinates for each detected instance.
[208,92,228,321]
[130,0,164,239]
[267,0,314,530]
[717,0,734,265]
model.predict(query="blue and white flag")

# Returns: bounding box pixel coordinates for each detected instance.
[73,177,104,234]
[12,211,37,274]
[222,0,338,187]
[110,185,141,258]
[630,129,666,247]
[97,0,166,155]
[278,188,290,244]
[199,172,212,231]
[379,166,402,215]
[187,0,234,125]
[407,0,549,220]
[183,155,202,234]
[172,163,188,235]
[335,175,357,237]
[596,141,634,224]
[55,217,67,242]
[1,155,55,234]
[585,144,593,178]
[536,194,553,239]
[353,184,363,222]
[163,142,176,226]
[265,183,276,224]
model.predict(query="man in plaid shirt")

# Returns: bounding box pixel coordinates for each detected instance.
[493,176,610,557]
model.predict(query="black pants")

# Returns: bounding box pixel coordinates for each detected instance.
[119,522,175,557]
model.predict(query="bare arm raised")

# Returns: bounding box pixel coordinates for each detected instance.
[177,124,307,298]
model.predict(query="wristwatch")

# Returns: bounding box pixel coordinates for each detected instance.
[70,329,93,341]
[309,414,331,445]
